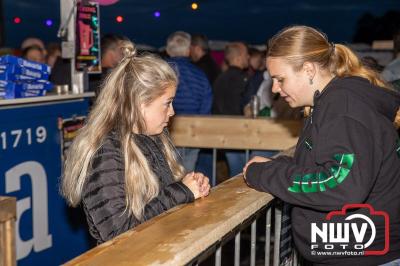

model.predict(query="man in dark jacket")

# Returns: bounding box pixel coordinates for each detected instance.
[212,42,249,115]
[213,42,249,177]
[190,34,221,85]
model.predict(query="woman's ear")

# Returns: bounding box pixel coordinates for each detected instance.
[302,61,316,80]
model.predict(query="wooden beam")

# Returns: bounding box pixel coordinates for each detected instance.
[0,197,16,266]
[169,115,302,150]
[64,176,274,266]
[0,197,16,223]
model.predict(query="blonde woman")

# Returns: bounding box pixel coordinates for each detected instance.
[61,42,210,244]
[243,26,400,265]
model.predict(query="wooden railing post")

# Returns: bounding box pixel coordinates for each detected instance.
[0,197,16,266]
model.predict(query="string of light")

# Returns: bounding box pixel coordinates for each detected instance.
[11,2,200,26]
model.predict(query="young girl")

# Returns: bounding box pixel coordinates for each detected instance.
[244,26,400,265]
[62,42,210,244]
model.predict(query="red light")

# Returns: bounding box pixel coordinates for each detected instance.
[116,15,123,23]
[13,17,21,24]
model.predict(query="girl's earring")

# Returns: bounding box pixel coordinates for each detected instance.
[309,78,313,85]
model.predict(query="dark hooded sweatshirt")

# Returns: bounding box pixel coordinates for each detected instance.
[246,77,400,265]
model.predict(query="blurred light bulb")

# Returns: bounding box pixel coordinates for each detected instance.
[45,19,53,27]
[13,17,21,24]
[191,3,198,10]
[116,15,124,23]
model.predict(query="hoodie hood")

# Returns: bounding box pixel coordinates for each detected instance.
[324,76,400,122]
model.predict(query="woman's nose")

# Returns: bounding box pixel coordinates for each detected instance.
[271,81,281,94]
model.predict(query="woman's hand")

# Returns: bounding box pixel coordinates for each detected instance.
[193,172,210,197]
[182,172,210,199]
[242,156,271,179]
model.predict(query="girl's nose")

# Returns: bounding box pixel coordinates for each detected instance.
[168,105,175,117]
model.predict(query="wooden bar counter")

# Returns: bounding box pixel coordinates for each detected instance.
[169,115,301,150]
[64,176,274,266]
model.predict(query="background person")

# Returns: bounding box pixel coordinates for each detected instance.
[247,47,265,77]
[212,42,249,116]
[165,31,213,172]
[244,25,400,265]
[62,42,210,244]
[382,30,400,91]
[20,37,47,59]
[190,33,221,85]
[213,42,249,177]
[89,34,130,96]
[46,42,62,68]
[21,44,46,63]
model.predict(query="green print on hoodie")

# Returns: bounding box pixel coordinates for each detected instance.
[288,153,354,193]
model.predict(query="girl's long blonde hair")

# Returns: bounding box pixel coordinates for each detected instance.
[267,25,399,126]
[61,42,185,220]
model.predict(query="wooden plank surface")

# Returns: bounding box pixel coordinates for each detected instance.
[0,197,16,266]
[64,176,274,266]
[0,197,16,223]
[169,115,302,150]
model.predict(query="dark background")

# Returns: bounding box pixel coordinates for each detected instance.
[2,0,400,49]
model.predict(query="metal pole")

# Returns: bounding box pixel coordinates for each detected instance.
[265,207,272,266]
[212,148,217,187]
[234,232,241,266]
[250,220,257,266]
[215,245,222,266]
[273,207,282,266]
[60,0,82,93]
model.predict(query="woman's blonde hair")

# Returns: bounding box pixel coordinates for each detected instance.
[61,41,185,220]
[268,25,400,125]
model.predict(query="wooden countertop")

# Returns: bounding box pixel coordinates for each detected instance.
[64,176,274,266]
[0,92,94,107]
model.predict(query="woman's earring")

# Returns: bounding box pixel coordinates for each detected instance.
[309,78,313,85]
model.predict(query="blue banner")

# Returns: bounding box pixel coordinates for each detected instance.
[0,99,94,265]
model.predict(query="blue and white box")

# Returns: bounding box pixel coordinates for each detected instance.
[0,55,51,73]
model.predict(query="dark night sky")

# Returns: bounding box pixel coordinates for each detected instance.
[3,0,400,48]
